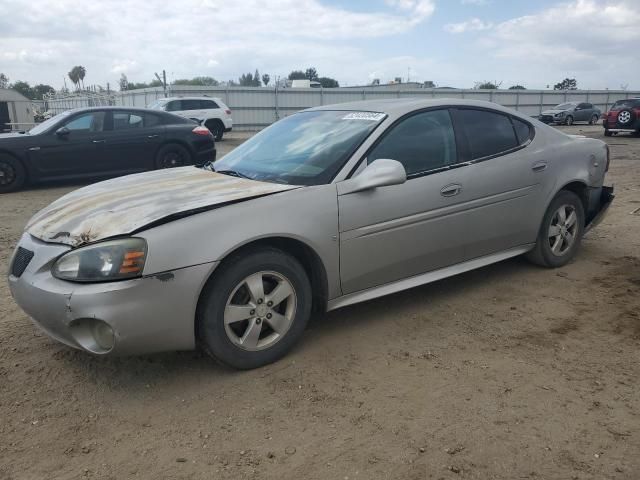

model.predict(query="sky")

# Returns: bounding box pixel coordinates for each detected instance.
[1,0,639,90]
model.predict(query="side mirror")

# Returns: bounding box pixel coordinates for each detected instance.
[338,159,407,195]
[55,126,70,137]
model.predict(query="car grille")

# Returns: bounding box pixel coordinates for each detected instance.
[11,247,34,278]
[540,115,554,123]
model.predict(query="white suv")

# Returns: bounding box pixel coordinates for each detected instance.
[148,97,232,140]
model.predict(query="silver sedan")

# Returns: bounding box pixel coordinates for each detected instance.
[8,99,613,369]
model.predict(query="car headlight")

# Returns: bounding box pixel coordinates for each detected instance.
[52,238,147,282]
[554,112,564,117]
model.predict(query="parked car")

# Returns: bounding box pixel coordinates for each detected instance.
[0,107,215,193]
[148,97,232,141]
[603,98,640,136]
[8,99,613,369]
[539,102,601,126]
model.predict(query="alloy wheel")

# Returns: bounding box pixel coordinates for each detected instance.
[618,111,631,124]
[161,151,184,168]
[0,162,16,186]
[548,204,578,256]
[223,271,297,351]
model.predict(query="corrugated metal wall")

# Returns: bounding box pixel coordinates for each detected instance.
[45,86,640,131]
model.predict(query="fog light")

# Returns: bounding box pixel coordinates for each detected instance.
[69,319,116,354]
[93,321,115,350]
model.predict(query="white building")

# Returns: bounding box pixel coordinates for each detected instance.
[0,89,35,132]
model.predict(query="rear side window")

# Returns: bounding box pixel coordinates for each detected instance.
[200,100,219,109]
[113,112,163,129]
[456,109,518,160]
[612,99,640,109]
[512,118,532,145]
[181,100,201,110]
[368,109,457,176]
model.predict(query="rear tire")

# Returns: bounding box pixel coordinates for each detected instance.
[0,154,26,193]
[155,143,191,169]
[205,120,224,141]
[526,190,585,268]
[604,129,612,137]
[197,248,312,370]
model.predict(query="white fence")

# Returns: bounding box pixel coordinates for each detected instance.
[44,86,640,131]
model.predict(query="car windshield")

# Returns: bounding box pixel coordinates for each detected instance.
[212,110,386,186]
[554,103,575,110]
[148,99,168,110]
[28,111,72,135]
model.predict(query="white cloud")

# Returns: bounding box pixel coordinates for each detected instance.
[0,0,436,88]
[444,18,493,33]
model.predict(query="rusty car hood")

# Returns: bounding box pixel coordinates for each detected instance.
[26,167,299,246]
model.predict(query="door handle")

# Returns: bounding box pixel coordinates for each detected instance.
[92,139,106,144]
[440,184,462,197]
[532,161,547,172]
[147,134,159,139]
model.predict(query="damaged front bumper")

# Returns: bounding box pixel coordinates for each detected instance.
[584,185,614,234]
[7,233,217,355]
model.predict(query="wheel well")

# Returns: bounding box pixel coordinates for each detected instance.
[205,237,329,313]
[559,181,588,218]
[0,150,28,181]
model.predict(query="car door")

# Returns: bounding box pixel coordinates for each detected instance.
[449,108,548,260]
[575,103,590,122]
[179,99,204,122]
[28,110,108,178]
[337,108,468,294]
[104,111,166,172]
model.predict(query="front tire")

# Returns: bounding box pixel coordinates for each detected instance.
[589,114,598,125]
[526,190,585,268]
[205,120,224,141]
[565,115,574,126]
[0,154,26,194]
[197,248,312,369]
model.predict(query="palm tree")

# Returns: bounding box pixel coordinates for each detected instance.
[77,66,86,90]
[68,68,79,91]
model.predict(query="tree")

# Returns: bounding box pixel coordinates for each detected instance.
[475,81,501,89]
[119,73,128,91]
[423,80,436,88]
[10,81,34,99]
[288,70,306,80]
[0,73,8,89]
[33,84,55,99]
[305,67,318,81]
[317,77,339,88]
[68,67,80,90]
[238,72,255,86]
[173,76,219,86]
[508,85,526,90]
[253,69,261,86]
[371,78,380,85]
[553,78,577,90]
[262,73,270,86]
[77,66,86,89]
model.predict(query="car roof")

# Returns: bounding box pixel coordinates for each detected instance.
[65,106,168,114]
[306,98,524,117]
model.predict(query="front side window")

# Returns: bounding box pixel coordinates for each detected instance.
[456,109,518,160]
[166,100,182,112]
[214,110,384,186]
[367,109,457,176]
[64,112,106,132]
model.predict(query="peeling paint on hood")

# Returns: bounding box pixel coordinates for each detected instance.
[26,167,299,246]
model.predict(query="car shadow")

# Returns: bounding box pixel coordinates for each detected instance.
[51,255,542,389]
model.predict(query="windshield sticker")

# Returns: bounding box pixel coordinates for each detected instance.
[341,112,386,121]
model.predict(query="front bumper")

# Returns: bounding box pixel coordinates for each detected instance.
[8,233,217,355]
[584,185,614,234]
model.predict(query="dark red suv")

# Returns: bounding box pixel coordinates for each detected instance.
[603,98,640,136]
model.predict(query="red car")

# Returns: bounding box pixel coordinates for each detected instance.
[603,98,640,136]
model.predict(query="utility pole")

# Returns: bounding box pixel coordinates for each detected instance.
[154,70,168,97]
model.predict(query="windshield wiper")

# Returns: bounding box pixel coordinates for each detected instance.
[215,169,252,180]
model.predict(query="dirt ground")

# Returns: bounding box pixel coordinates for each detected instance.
[1,126,639,480]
